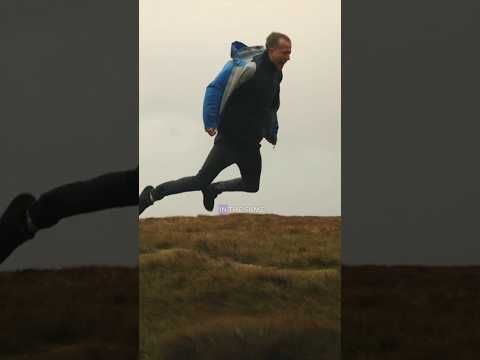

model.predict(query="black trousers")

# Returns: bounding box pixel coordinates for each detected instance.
[152,136,261,199]
[28,167,138,229]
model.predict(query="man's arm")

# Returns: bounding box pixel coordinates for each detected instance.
[272,86,280,139]
[202,61,234,131]
[273,84,280,112]
[264,86,280,146]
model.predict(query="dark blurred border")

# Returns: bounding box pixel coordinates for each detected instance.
[0,1,138,358]
[1,0,138,269]
[343,1,480,358]
[342,0,479,266]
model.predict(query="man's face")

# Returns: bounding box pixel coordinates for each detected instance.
[268,38,292,71]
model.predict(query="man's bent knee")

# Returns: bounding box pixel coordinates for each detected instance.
[245,182,260,193]
[193,173,213,190]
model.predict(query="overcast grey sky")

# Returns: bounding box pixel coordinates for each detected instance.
[140,0,341,217]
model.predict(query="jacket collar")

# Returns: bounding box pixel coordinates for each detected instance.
[262,50,280,73]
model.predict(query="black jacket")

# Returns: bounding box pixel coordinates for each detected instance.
[218,50,282,146]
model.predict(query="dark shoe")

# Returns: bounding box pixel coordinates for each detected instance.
[202,186,219,212]
[139,186,155,215]
[0,193,37,264]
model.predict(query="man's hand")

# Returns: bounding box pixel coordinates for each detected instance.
[205,128,217,136]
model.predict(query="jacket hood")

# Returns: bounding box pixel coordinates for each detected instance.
[230,41,265,61]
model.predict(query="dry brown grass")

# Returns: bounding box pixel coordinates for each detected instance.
[159,315,339,360]
[140,214,340,360]
[0,214,339,360]
[140,214,340,269]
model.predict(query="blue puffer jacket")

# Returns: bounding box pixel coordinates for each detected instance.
[202,41,281,145]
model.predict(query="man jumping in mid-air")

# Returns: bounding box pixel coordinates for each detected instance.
[139,32,292,215]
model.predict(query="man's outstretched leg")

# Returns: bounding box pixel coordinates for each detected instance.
[139,140,237,215]
[0,167,138,264]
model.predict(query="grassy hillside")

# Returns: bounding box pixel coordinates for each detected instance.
[140,214,341,360]
[0,213,339,360]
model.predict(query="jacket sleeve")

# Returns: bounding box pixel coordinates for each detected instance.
[257,84,280,145]
[202,61,234,129]
[273,84,280,112]
[272,86,280,138]
[264,86,279,144]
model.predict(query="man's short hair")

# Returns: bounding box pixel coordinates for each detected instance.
[265,32,291,49]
